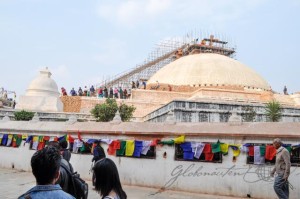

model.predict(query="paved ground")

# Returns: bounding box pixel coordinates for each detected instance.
[0,168,245,199]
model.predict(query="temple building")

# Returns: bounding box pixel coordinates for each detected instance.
[61,46,300,123]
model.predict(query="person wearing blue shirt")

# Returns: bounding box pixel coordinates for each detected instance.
[18,146,75,199]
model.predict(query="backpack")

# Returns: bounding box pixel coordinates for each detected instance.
[60,163,88,199]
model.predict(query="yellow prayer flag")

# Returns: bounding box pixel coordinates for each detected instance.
[22,134,28,140]
[230,144,241,157]
[33,136,39,142]
[173,135,185,144]
[8,134,13,139]
[220,143,229,154]
[125,140,135,156]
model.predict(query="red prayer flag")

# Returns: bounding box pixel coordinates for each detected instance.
[248,146,254,156]
[68,134,75,143]
[43,136,50,141]
[205,153,214,161]
[265,145,277,160]
[108,140,121,155]
[151,139,159,146]
[12,135,17,147]
[37,142,45,150]
[78,131,83,141]
[203,144,212,153]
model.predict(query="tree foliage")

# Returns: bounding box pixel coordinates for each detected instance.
[265,100,282,122]
[14,110,34,121]
[119,103,136,122]
[91,98,136,122]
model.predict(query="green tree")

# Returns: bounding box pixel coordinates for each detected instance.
[265,100,282,122]
[91,98,135,122]
[14,110,34,121]
[119,103,136,122]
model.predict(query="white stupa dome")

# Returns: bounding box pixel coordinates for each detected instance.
[147,53,271,91]
[16,67,63,112]
[26,67,60,97]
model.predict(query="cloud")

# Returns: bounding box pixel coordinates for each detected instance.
[96,0,269,27]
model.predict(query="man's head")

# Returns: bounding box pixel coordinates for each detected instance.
[59,140,68,149]
[31,146,61,185]
[273,138,282,149]
[94,140,100,146]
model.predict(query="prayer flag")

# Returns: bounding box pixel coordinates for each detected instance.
[125,140,135,156]
[205,153,214,161]
[230,144,241,157]
[248,146,254,156]
[254,146,265,165]
[173,135,185,144]
[265,145,277,160]
[116,141,126,156]
[212,141,221,153]
[203,144,212,153]
[220,143,229,155]
[260,145,266,156]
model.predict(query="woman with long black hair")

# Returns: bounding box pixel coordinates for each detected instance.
[93,158,127,199]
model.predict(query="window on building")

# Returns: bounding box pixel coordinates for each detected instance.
[199,112,209,122]
[219,113,230,122]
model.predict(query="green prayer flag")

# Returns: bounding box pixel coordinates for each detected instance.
[116,141,126,156]
[212,142,221,153]
[160,140,174,145]
[285,146,292,152]
[260,145,266,156]
[16,135,22,147]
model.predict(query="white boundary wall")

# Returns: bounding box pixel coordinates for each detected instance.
[0,121,300,199]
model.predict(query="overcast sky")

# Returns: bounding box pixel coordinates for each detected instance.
[0,0,299,99]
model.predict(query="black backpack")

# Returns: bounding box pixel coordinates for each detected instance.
[60,163,89,199]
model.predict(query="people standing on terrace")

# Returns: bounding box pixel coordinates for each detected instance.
[78,87,83,96]
[123,89,128,99]
[83,86,88,96]
[114,87,119,99]
[104,87,108,98]
[98,87,103,98]
[119,87,123,99]
[283,86,288,95]
[142,81,146,89]
[131,81,136,89]
[109,88,113,98]
[70,88,77,96]
[61,87,67,96]
[90,85,95,96]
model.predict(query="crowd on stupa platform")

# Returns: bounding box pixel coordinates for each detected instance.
[60,80,148,100]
